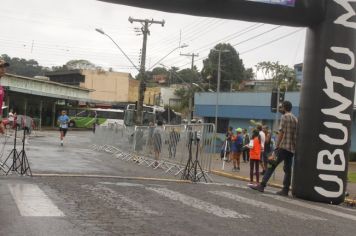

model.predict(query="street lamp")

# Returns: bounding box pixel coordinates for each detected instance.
[95,28,140,72]
[212,48,230,134]
[148,44,188,70]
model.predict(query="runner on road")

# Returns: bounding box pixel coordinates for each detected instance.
[58,110,70,146]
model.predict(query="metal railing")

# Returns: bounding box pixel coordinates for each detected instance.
[90,123,215,181]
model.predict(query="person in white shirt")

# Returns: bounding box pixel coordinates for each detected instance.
[257,124,266,173]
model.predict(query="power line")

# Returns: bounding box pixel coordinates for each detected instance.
[174,27,303,70]
[231,25,282,47]
[148,18,224,57]
[161,23,266,67]
[167,25,283,68]
[240,28,303,55]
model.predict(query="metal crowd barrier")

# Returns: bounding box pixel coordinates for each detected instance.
[90,123,215,180]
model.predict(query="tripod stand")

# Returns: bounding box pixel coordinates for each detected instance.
[4,127,21,175]
[181,131,207,182]
[16,128,32,176]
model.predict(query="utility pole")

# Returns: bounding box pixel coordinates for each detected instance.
[212,49,229,135]
[129,17,165,125]
[180,53,199,123]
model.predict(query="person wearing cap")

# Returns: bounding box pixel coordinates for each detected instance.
[231,128,243,171]
[0,58,10,134]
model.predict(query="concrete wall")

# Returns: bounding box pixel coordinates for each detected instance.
[81,70,133,102]
[128,79,139,103]
[144,87,161,105]
[195,91,300,107]
[160,86,182,106]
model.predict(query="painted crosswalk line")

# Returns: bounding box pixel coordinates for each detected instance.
[8,184,65,217]
[147,187,250,219]
[211,191,326,221]
[264,194,356,222]
[82,184,160,216]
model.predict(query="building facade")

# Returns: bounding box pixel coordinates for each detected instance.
[1,73,91,127]
[46,69,162,107]
[194,91,356,156]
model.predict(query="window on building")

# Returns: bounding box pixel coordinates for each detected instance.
[204,117,229,133]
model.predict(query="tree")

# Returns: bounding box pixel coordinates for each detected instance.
[244,68,255,80]
[1,54,48,77]
[174,86,200,114]
[256,61,297,91]
[201,43,246,91]
[50,59,100,72]
[151,67,169,76]
[177,67,200,84]
[65,59,98,70]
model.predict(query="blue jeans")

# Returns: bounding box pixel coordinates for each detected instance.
[261,148,294,192]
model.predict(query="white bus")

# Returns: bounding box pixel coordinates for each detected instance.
[124,104,181,126]
[68,108,124,128]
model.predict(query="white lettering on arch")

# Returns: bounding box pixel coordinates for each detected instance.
[319,122,348,145]
[317,149,346,171]
[314,174,344,198]
[321,67,354,121]
[334,0,356,29]
[327,47,355,70]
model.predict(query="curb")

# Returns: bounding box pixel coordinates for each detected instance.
[211,170,284,189]
[32,173,192,184]
[211,170,356,206]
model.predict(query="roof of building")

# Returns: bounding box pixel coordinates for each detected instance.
[5,73,91,91]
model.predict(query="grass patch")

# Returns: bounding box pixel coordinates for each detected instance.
[349,172,356,183]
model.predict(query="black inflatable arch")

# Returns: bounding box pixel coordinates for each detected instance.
[100,0,356,205]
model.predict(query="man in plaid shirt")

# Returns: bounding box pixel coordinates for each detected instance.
[250,100,298,196]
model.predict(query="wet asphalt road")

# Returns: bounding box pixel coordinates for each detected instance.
[0,131,356,236]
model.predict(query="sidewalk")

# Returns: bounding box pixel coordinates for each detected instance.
[210,155,356,201]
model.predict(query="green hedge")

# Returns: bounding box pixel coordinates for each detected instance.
[349,152,356,162]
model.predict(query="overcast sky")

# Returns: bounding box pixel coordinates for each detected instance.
[0,0,306,77]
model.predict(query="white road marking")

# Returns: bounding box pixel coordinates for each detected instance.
[211,191,326,221]
[147,187,250,219]
[99,182,145,187]
[8,184,64,217]
[264,194,356,222]
[200,182,276,193]
[82,185,160,216]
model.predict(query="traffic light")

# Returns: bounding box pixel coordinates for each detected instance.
[270,88,285,113]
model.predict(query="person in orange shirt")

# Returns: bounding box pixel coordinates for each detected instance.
[247,129,261,185]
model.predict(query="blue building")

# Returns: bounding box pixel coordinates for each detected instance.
[194,91,356,156]
[294,63,303,83]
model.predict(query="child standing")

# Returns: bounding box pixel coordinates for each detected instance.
[247,129,262,185]
[231,128,243,171]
